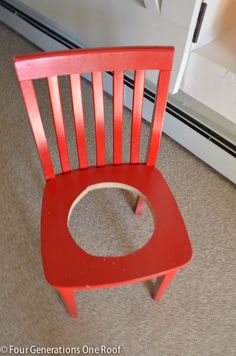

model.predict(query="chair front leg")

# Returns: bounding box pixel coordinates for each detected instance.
[57,288,77,317]
[152,270,177,301]
[135,197,145,215]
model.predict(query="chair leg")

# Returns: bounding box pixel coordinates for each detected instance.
[152,270,177,301]
[57,288,77,317]
[135,197,145,215]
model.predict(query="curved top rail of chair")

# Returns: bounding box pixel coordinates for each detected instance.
[14,46,175,81]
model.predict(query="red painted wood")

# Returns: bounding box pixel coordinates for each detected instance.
[19,80,55,180]
[147,70,171,166]
[57,288,77,317]
[14,47,174,173]
[70,74,88,169]
[14,47,174,81]
[113,70,124,165]
[92,71,106,166]
[41,165,192,289]
[135,197,146,215]
[152,269,177,301]
[47,76,70,173]
[14,47,190,318]
[130,70,145,163]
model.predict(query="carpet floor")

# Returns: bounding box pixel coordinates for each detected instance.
[0,22,236,356]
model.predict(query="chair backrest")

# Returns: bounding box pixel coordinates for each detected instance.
[14,46,174,180]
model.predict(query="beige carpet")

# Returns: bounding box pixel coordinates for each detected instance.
[0,22,236,356]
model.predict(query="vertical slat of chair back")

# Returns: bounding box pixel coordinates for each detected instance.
[92,71,106,167]
[113,70,124,165]
[47,76,70,173]
[146,70,172,166]
[14,46,174,178]
[19,80,55,180]
[130,70,145,164]
[70,74,88,169]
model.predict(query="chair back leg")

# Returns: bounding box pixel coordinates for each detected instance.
[135,197,146,215]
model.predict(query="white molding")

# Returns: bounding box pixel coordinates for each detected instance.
[0,4,66,51]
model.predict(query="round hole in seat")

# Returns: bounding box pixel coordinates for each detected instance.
[67,183,155,257]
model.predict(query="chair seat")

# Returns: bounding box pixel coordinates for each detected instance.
[41,164,192,289]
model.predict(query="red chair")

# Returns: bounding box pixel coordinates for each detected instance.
[14,47,192,317]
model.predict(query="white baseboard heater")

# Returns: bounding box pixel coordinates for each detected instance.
[0,0,235,184]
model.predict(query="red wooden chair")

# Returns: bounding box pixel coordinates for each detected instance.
[14,47,192,317]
